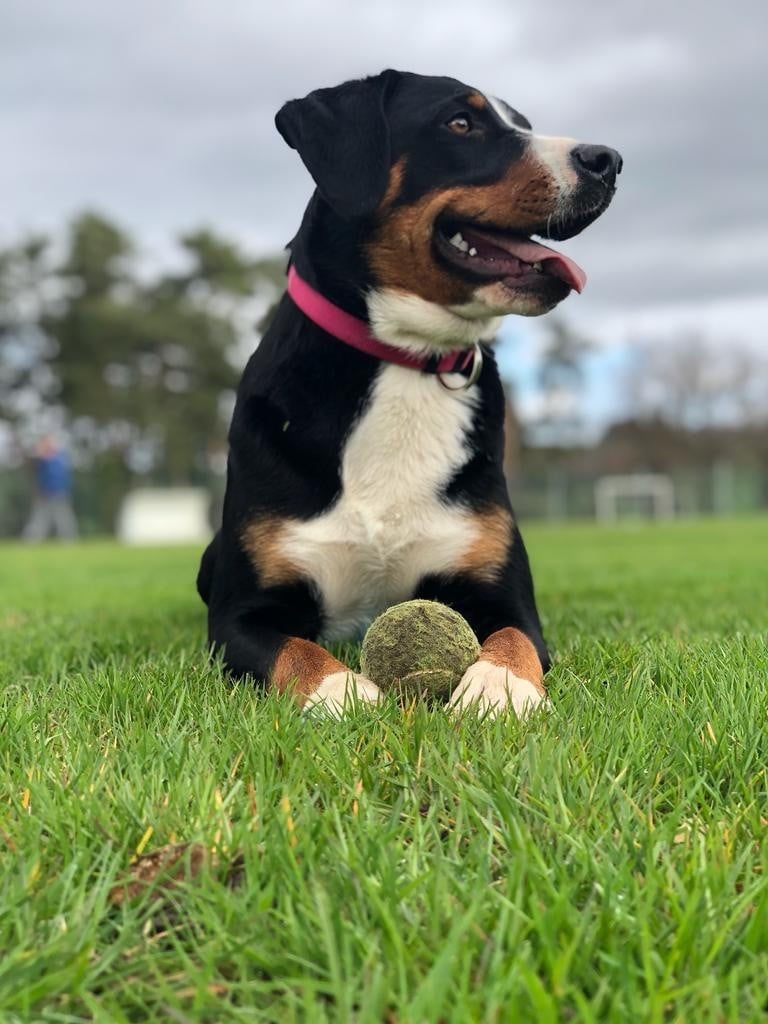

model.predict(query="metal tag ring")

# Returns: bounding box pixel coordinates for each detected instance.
[438,344,483,391]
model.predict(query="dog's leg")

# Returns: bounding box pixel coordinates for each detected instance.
[416,524,551,718]
[272,635,382,716]
[209,614,381,717]
[200,541,381,716]
[448,626,548,719]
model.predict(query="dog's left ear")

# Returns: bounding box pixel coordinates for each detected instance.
[275,70,400,219]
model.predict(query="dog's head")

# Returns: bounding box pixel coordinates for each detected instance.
[277,70,621,349]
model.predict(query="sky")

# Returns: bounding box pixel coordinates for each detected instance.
[3,0,767,427]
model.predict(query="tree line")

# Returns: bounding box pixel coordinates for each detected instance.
[2,210,766,532]
[0,212,285,531]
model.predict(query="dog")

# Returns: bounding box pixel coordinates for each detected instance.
[197,69,621,717]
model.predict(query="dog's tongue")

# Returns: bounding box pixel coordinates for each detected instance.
[463,228,587,293]
[501,238,587,293]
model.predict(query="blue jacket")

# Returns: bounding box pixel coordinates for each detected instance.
[36,452,72,497]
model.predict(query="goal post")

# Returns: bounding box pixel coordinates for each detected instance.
[595,474,675,522]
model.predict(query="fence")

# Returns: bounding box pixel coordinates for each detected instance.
[1,460,767,539]
[509,462,768,521]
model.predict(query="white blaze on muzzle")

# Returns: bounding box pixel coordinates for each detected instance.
[528,134,580,203]
[486,94,579,205]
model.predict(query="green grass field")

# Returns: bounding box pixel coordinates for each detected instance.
[1,518,767,1022]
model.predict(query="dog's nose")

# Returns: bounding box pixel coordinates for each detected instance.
[571,144,623,186]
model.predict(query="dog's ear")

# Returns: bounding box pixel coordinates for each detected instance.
[275,71,400,219]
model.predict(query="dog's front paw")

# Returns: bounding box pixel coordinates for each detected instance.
[449,659,547,719]
[303,671,382,718]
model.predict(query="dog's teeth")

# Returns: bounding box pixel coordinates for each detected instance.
[447,231,471,253]
[468,247,478,257]
[532,261,543,272]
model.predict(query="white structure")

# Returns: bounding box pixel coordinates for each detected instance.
[595,474,675,522]
[117,488,211,545]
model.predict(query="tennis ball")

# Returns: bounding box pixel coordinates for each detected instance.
[360,599,480,701]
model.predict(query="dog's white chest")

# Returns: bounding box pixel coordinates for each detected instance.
[282,365,478,638]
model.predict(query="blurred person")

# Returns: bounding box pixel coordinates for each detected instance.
[22,436,78,541]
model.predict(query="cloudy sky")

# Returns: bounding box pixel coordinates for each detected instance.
[3,0,766,421]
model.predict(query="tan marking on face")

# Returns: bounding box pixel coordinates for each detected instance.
[467,92,487,110]
[480,627,545,690]
[272,637,349,702]
[241,516,300,587]
[381,156,407,208]
[367,155,559,306]
[459,505,513,582]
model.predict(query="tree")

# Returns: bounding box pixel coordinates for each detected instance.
[1,212,287,531]
[0,235,57,438]
[531,318,594,445]
[41,213,269,483]
[624,333,768,430]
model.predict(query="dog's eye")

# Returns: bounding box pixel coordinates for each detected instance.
[446,114,473,135]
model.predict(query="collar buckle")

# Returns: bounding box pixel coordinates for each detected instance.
[438,344,483,391]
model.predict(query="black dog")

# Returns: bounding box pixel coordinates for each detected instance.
[197,70,621,716]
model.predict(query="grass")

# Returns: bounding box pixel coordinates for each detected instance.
[1,517,767,1022]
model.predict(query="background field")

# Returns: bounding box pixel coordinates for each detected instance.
[1,518,767,1022]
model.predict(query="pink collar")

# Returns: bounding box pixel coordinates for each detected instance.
[286,265,478,379]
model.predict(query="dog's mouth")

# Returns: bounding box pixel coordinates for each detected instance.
[434,219,587,294]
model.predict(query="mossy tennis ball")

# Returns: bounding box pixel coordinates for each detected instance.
[360,600,480,700]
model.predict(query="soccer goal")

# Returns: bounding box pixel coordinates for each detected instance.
[594,473,675,522]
